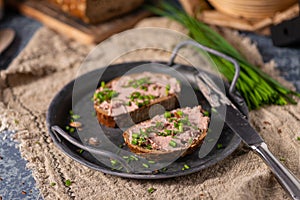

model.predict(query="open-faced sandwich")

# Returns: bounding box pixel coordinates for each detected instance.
[93,72,180,127]
[123,106,210,157]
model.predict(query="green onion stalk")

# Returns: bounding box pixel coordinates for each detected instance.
[148,2,300,110]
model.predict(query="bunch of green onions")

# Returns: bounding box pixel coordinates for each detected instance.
[149,3,299,110]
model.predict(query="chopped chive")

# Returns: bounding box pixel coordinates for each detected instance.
[148,160,155,164]
[203,110,210,116]
[137,102,144,108]
[169,140,177,147]
[69,128,75,133]
[132,139,138,145]
[162,167,168,172]
[156,122,163,128]
[176,110,183,117]
[142,163,149,168]
[217,143,223,149]
[111,159,118,166]
[131,155,139,161]
[280,157,286,162]
[122,156,129,159]
[50,182,56,187]
[164,111,171,118]
[132,133,139,139]
[69,110,74,115]
[78,149,84,154]
[65,179,72,187]
[71,114,80,119]
[178,123,183,132]
[165,84,170,91]
[184,164,190,169]
[165,84,170,95]
[101,81,105,88]
[148,187,156,193]
[65,126,70,130]
[211,108,217,113]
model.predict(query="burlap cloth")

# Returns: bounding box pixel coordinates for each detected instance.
[0,17,299,200]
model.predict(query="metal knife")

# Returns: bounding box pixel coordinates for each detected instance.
[169,40,300,199]
[195,72,300,200]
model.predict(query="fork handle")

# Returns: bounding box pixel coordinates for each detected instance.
[251,142,300,200]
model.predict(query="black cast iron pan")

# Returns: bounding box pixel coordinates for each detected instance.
[46,57,248,179]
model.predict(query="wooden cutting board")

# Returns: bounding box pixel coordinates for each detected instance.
[9,0,152,44]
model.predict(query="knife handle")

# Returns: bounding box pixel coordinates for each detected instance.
[252,142,300,200]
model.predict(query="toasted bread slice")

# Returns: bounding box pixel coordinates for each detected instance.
[123,106,209,158]
[93,72,180,127]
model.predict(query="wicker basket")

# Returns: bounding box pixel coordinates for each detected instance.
[208,0,297,20]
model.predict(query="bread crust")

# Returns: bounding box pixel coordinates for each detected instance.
[94,94,179,128]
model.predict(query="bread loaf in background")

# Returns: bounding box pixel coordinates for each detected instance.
[47,0,144,24]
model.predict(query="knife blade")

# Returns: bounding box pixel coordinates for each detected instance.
[194,72,300,200]
[0,28,15,55]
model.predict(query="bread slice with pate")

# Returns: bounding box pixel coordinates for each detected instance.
[123,106,210,157]
[93,72,180,127]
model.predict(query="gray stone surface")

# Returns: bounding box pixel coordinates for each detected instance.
[243,32,300,92]
[0,131,42,200]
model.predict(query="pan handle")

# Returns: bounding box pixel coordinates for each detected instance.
[51,125,133,172]
[168,40,240,95]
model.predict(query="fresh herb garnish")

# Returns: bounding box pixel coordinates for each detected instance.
[100,81,106,88]
[184,164,190,169]
[129,92,156,107]
[142,163,149,168]
[162,167,168,172]
[65,179,72,187]
[148,187,156,194]
[164,111,172,118]
[211,108,217,113]
[169,140,177,147]
[111,159,118,166]
[280,157,286,162]
[176,110,183,117]
[203,110,210,116]
[94,88,118,104]
[50,182,56,187]
[149,3,300,110]
[297,137,300,141]
[78,149,84,154]
[124,77,152,88]
[217,143,223,149]
[155,121,163,129]
[165,84,170,96]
